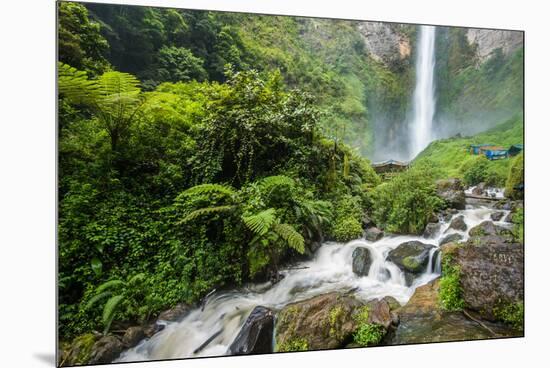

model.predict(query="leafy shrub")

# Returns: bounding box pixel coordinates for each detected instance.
[494,302,524,331]
[353,323,385,347]
[512,208,524,244]
[463,156,489,186]
[277,338,309,352]
[505,152,524,199]
[369,165,443,234]
[332,216,363,242]
[438,258,465,311]
[330,195,364,242]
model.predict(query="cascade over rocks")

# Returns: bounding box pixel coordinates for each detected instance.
[387,241,435,284]
[275,292,363,351]
[157,303,192,322]
[228,306,274,355]
[490,211,505,222]
[436,178,466,210]
[468,221,512,238]
[352,247,373,276]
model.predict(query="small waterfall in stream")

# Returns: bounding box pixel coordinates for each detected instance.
[410,25,437,158]
[116,200,510,363]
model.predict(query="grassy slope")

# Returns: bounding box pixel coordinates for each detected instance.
[414,114,523,183]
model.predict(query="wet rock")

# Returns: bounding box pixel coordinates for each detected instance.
[423,223,441,239]
[439,233,463,246]
[468,221,512,238]
[144,322,165,337]
[490,211,505,222]
[122,326,146,348]
[309,240,322,253]
[436,178,466,210]
[456,240,524,320]
[157,303,191,322]
[390,279,519,345]
[365,227,384,242]
[228,306,274,355]
[446,215,467,232]
[382,296,402,311]
[352,247,373,276]
[364,299,392,329]
[387,241,435,275]
[88,335,124,365]
[504,212,513,223]
[275,292,363,351]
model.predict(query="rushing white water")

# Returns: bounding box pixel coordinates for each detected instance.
[410,25,437,158]
[116,201,508,363]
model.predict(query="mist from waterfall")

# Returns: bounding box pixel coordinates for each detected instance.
[409,25,437,158]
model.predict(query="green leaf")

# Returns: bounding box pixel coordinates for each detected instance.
[181,205,235,223]
[102,295,124,334]
[84,291,112,310]
[95,279,124,294]
[242,208,276,236]
[91,257,102,276]
[272,223,305,254]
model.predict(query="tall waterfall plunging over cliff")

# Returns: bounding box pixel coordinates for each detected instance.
[410,25,437,158]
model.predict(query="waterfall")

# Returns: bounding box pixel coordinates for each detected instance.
[410,25,437,158]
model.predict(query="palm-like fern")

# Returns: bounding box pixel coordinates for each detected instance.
[177,183,236,200]
[242,208,276,236]
[181,205,236,223]
[272,223,305,253]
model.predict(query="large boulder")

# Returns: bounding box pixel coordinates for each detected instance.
[390,279,518,344]
[423,223,441,239]
[88,335,124,365]
[456,238,524,320]
[446,215,467,232]
[275,292,363,351]
[468,221,512,238]
[364,299,392,329]
[472,182,486,195]
[436,178,466,210]
[387,241,435,275]
[365,227,384,242]
[352,247,373,276]
[490,211,505,222]
[439,233,463,246]
[228,306,274,355]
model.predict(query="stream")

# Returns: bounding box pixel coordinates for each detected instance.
[116,199,509,362]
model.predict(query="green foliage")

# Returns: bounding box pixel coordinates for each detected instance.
[494,302,524,331]
[505,152,524,199]
[438,258,465,311]
[332,217,363,242]
[277,337,309,352]
[155,46,208,83]
[353,323,385,347]
[352,306,384,346]
[369,165,443,234]
[512,208,524,244]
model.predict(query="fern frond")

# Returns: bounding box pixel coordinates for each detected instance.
[95,279,124,294]
[58,62,99,104]
[259,175,295,191]
[242,208,277,236]
[127,273,146,285]
[85,291,112,310]
[102,295,124,335]
[181,205,235,223]
[273,223,305,254]
[177,184,236,200]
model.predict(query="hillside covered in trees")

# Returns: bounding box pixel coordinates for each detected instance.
[57,2,524,366]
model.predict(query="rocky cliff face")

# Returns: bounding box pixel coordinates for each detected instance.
[357,22,411,66]
[466,29,523,62]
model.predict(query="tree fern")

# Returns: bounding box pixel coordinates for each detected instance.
[242,208,276,236]
[95,279,124,294]
[272,223,305,254]
[259,175,295,193]
[181,205,236,223]
[102,295,124,335]
[127,273,146,285]
[84,291,112,310]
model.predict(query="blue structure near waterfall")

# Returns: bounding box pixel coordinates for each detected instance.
[484,149,509,160]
